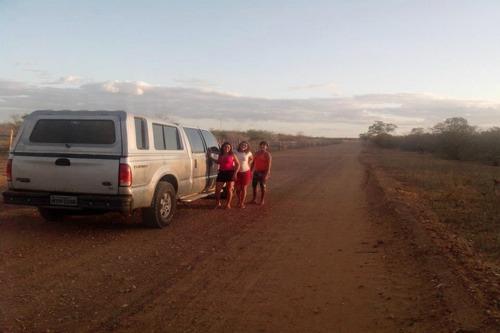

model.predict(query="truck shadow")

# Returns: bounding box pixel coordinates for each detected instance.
[1,209,144,232]
[59,214,145,230]
[1,197,220,233]
[178,198,215,210]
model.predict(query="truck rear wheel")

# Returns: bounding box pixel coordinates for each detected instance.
[143,182,177,228]
[38,208,67,222]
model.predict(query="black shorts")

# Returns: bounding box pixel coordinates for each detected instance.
[217,170,234,183]
[252,171,267,187]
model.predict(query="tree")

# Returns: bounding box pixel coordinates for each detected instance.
[410,127,425,135]
[432,117,475,134]
[361,121,398,148]
[367,121,397,137]
[432,117,476,160]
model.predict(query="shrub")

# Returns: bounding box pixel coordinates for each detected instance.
[362,118,500,165]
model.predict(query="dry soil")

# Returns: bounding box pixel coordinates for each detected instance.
[0,142,494,332]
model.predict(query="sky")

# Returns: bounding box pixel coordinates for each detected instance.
[1,0,500,137]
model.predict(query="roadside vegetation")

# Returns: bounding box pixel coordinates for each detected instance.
[212,129,341,151]
[361,118,500,259]
[0,116,21,153]
[360,117,500,165]
[369,148,500,258]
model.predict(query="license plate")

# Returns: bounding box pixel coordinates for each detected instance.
[50,195,78,207]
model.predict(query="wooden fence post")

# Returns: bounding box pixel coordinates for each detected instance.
[9,128,14,151]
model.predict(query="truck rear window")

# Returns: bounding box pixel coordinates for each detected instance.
[30,119,116,144]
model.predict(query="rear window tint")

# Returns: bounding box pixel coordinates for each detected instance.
[30,119,116,144]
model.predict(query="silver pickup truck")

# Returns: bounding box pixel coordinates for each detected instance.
[3,110,220,228]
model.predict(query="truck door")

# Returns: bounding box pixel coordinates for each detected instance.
[184,128,208,194]
[201,130,219,191]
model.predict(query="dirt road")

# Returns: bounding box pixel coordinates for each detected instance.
[0,143,488,332]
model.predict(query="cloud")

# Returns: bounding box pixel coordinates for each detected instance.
[43,75,83,85]
[174,78,217,89]
[0,79,499,137]
[81,80,152,95]
[172,78,242,97]
[289,82,339,95]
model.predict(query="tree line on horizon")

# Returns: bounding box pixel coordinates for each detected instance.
[212,129,341,151]
[360,117,500,166]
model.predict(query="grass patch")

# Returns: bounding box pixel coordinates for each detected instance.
[371,147,500,258]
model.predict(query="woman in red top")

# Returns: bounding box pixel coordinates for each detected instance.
[251,141,272,205]
[212,142,240,209]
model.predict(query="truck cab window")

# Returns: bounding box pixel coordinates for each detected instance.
[153,124,166,150]
[184,128,206,153]
[134,117,149,150]
[153,123,182,150]
[163,126,182,150]
[201,130,219,151]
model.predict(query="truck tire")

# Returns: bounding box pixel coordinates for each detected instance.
[143,181,177,228]
[38,208,67,222]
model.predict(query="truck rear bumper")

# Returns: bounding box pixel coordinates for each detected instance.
[2,190,133,214]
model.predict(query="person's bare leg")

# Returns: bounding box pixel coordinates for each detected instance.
[215,182,223,208]
[225,182,234,209]
[236,184,243,208]
[259,184,266,205]
[235,185,240,207]
[240,185,248,208]
[250,185,257,204]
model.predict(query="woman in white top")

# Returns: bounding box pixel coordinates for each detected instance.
[234,141,254,208]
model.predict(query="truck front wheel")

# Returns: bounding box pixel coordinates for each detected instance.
[143,182,177,228]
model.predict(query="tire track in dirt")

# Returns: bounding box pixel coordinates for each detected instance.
[0,142,453,332]
[98,143,406,332]
[93,146,342,331]
[0,146,333,332]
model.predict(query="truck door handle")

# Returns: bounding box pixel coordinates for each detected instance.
[55,158,71,166]
[195,159,198,168]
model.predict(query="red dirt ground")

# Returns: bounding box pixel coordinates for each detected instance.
[0,143,497,332]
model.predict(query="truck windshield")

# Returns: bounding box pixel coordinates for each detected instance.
[30,119,116,144]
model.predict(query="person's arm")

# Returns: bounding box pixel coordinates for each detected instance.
[208,151,220,163]
[233,156,241,179]
[250,153,255,172]
[265,152,272,179]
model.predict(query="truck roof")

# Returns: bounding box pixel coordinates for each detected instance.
[29,110,209,131]
[31,110,128,119]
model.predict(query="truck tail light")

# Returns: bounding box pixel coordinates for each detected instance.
[119,164,132,187]
[6,159,13,182]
